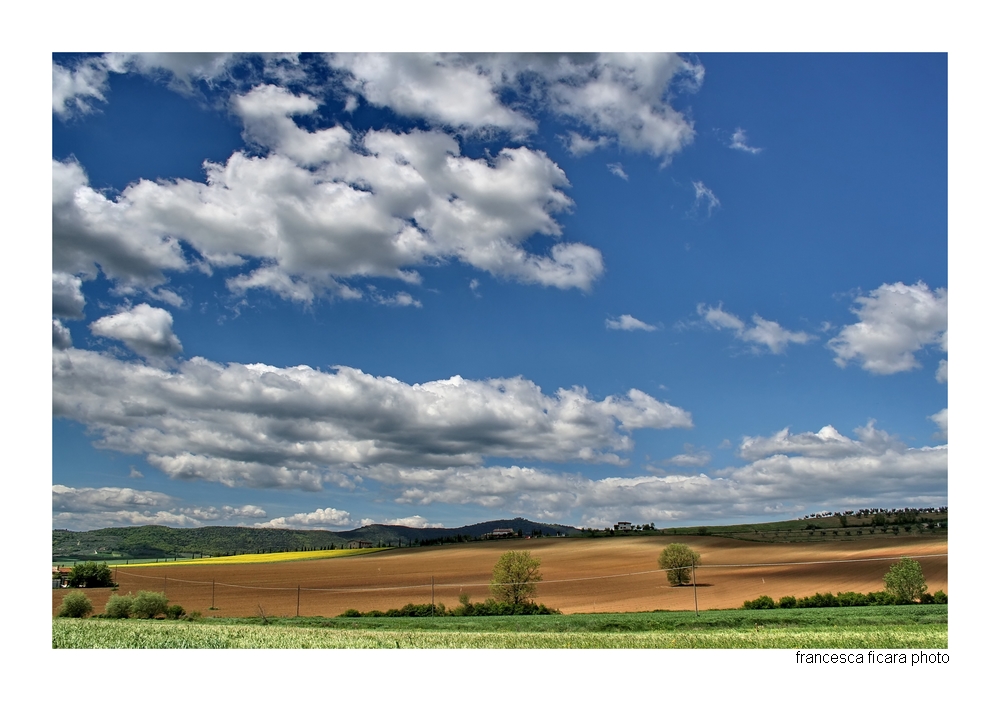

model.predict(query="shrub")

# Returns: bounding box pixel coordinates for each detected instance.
[932,590,948,604]
[866,590,897,606]
[105,593,134,619]
[461,599,558,616]
[798,592,838,608]
[836,591,869,607]
[743,595,776,610]
[778,595,798,609]
[57,592,93,618]
[131,591,169,619]
[337,599,560,618]
[166,604,186,620]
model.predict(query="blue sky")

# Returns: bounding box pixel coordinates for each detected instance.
[51,52,948,532]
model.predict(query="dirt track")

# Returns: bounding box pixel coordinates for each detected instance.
[53,535,948,618]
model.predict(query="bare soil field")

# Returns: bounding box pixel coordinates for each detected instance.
[53,535,947,618]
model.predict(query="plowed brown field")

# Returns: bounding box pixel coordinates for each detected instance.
[53,535,947,618]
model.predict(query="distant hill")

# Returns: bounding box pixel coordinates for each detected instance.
[52,518,581,561]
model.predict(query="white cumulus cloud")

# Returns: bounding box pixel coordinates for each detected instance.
[606,314,656,331]
[607,163,628,181]
[90,304,183,357]
[929,408,947,442]
[52,485,266,529]
[332,53,702,160]
[53,58,109,118]
[53,272,86,319]
[729,127,762,154]
[330,53,536,136]
[368,421,946,525]
[256,507,352,529]
[385,515,445,529]
[52,348,693,491]
[828,281,947,374]
[53,319,73,349]
[54,90,604,298]
[697,303,814,354]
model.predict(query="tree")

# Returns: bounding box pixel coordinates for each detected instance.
[489,550,542,605]
[883,557,927,603]
[658,543,701,586]
[68,561,114,588]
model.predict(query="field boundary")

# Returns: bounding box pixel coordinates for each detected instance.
[111,552,947,594]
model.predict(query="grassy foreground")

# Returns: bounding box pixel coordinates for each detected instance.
[53,606,947,649]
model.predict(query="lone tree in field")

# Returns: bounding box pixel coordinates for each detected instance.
[490,550,542,605]
[883,557,927,603]
[658,543,701,586]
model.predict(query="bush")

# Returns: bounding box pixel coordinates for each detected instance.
[866,590,897,606]
[57,592,93,618]
[932,590,948,604]
[743,595,776,610]
[166,604,186,620]
[131,591,169,619]
[836,591,869,607]
[105,593,134,619]
[778,595,798,609]
[460,599,558,616]
[337,599,560,618]
[798,592,838,608]
[68,561,114,588]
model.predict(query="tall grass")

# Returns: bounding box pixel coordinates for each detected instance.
[52,617,946,649]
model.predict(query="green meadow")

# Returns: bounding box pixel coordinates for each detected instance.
[53,605,946,649]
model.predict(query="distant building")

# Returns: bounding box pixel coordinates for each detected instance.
[486,528,515,539]
[52,567,72,588]
[614,521,633,531]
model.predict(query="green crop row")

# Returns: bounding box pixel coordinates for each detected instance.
[52,617,946,649]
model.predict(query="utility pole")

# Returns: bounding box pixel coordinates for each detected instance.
[212,579,215,609]
[692,565,699,616]
[296,586,301,617]
[431,576,435,616]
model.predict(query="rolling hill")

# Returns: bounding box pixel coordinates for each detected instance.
[52,517,580,560]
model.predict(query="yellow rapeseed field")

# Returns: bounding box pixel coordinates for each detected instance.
[121,548,389,567]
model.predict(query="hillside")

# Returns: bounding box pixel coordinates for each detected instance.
[52,517,580,561]
[52,508,946,561]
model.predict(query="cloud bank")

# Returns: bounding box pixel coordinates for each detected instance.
[53,348,693,491]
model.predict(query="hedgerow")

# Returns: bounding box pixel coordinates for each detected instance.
[339,597,560,618]
[742,589,949,609]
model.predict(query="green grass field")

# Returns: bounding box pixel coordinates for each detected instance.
[52,605,947,649]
